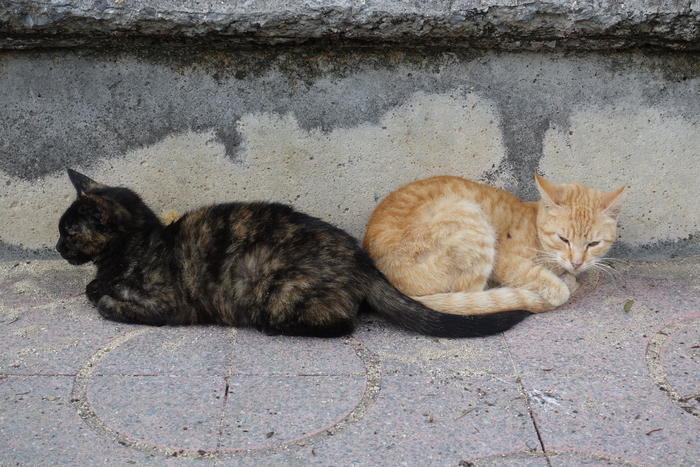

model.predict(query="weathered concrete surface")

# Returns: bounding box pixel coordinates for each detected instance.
[1,0,699,50]
[0,257,698,464]
[1,48,698,259]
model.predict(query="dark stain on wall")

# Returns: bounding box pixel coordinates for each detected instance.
[0,46,698,259]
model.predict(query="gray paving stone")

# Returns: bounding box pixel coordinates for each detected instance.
[547,451,637,466]
[0,375,205,465]
[1,258,698,464]
[232,329,364,376]
[220,375,365,450]
[505,274,700,378]
[467,452,551,466]
[354,318,515,378]
[0,296,136,375]
[0,260,90,312]
[307,375,541,464]
[658,316,700,401]
[96,326,235,376]
[520,373,700,466]
[87,375,225,451]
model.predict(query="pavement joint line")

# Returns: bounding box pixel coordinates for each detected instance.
[0,373,77,377]
[644,313,700,418]
[87,373,367,377]
[500,332,552,466]
[68,327,383,459]
[468,448,641,466]
[215,327,237,451]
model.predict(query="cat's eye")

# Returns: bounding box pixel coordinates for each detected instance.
[558,235,570,244]
[587,241,600,248]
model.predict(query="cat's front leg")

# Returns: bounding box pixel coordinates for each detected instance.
[96,296,167,326]
[494,257,570,313]
[86,279,108,305]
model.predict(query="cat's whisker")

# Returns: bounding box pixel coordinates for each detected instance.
[598,258,625,270]
[594,261,619,273]
[587,262,621,282]
[534,253,563,266]
[524,246,548,254]
[533,256,559,267]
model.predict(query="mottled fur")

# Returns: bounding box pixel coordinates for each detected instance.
[363,175,625,314]
[56,170,529,337]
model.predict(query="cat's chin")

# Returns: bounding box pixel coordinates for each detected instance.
[63,255,91,265]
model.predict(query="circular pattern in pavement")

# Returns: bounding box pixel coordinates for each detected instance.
[646,315,700,417]
[467,449,638,466]
[71,328,381,459]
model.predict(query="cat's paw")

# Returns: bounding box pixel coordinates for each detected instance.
[160,209,181,225]
[86,280,103,304]
[255,324,282,336]
[96,296,123,322]
[560,273,579,295]
[539,280,571,308]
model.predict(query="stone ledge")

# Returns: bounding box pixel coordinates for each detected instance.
[0,0,698,50]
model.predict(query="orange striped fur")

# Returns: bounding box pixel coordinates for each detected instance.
[363,175,625,314]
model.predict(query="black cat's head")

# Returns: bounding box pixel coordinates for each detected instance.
[56,169,161,265]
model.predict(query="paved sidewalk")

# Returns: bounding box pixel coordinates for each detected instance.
[0,258,698,465]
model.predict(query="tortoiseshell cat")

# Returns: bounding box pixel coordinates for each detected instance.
[56,170,529,337]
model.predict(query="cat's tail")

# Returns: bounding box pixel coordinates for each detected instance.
[365,271,530,338]
[411,288,548,315]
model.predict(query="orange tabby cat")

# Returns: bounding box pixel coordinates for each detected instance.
[363,175,625,314]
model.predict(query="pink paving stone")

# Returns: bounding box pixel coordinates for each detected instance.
[307,375,542,464]
[1,258,698,464]
[520,373,700,466]
[505,273,700,378]
[219,375,366,450]
[0,260,90,311]
[658,316,700,401]
[232,328,364,376]
[87,375,225,451]
[353,317,515,378]
[0,296,138,375]
[0,376,202,465]
[95,326,235,376]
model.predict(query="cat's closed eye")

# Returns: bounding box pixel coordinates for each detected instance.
[587,241,600,248]
[558,234,570,244]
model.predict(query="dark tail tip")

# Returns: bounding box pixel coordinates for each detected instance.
[423,310,531,338]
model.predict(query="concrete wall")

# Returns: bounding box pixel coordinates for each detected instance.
[1,48,698,260]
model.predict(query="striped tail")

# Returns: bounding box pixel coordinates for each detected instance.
[365,270,530,337]
[411,287,548,315]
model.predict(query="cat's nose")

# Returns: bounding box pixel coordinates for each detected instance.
[572,261,583,270]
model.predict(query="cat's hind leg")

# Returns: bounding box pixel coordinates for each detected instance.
[264,291,358,337]
[271,319,356,337]
[378,198,495,296]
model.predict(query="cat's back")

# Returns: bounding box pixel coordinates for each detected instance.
[172,201,337,243]
[170,201,360,267]
[166,201,366,319]
[363,176,514,250]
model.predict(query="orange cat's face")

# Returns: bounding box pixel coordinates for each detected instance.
[535,176,625,275]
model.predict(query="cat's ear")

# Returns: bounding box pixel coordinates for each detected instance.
[67,169,105,197]
[534,174,562,208]
[600,186,626,220]
[82,192,126,225]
